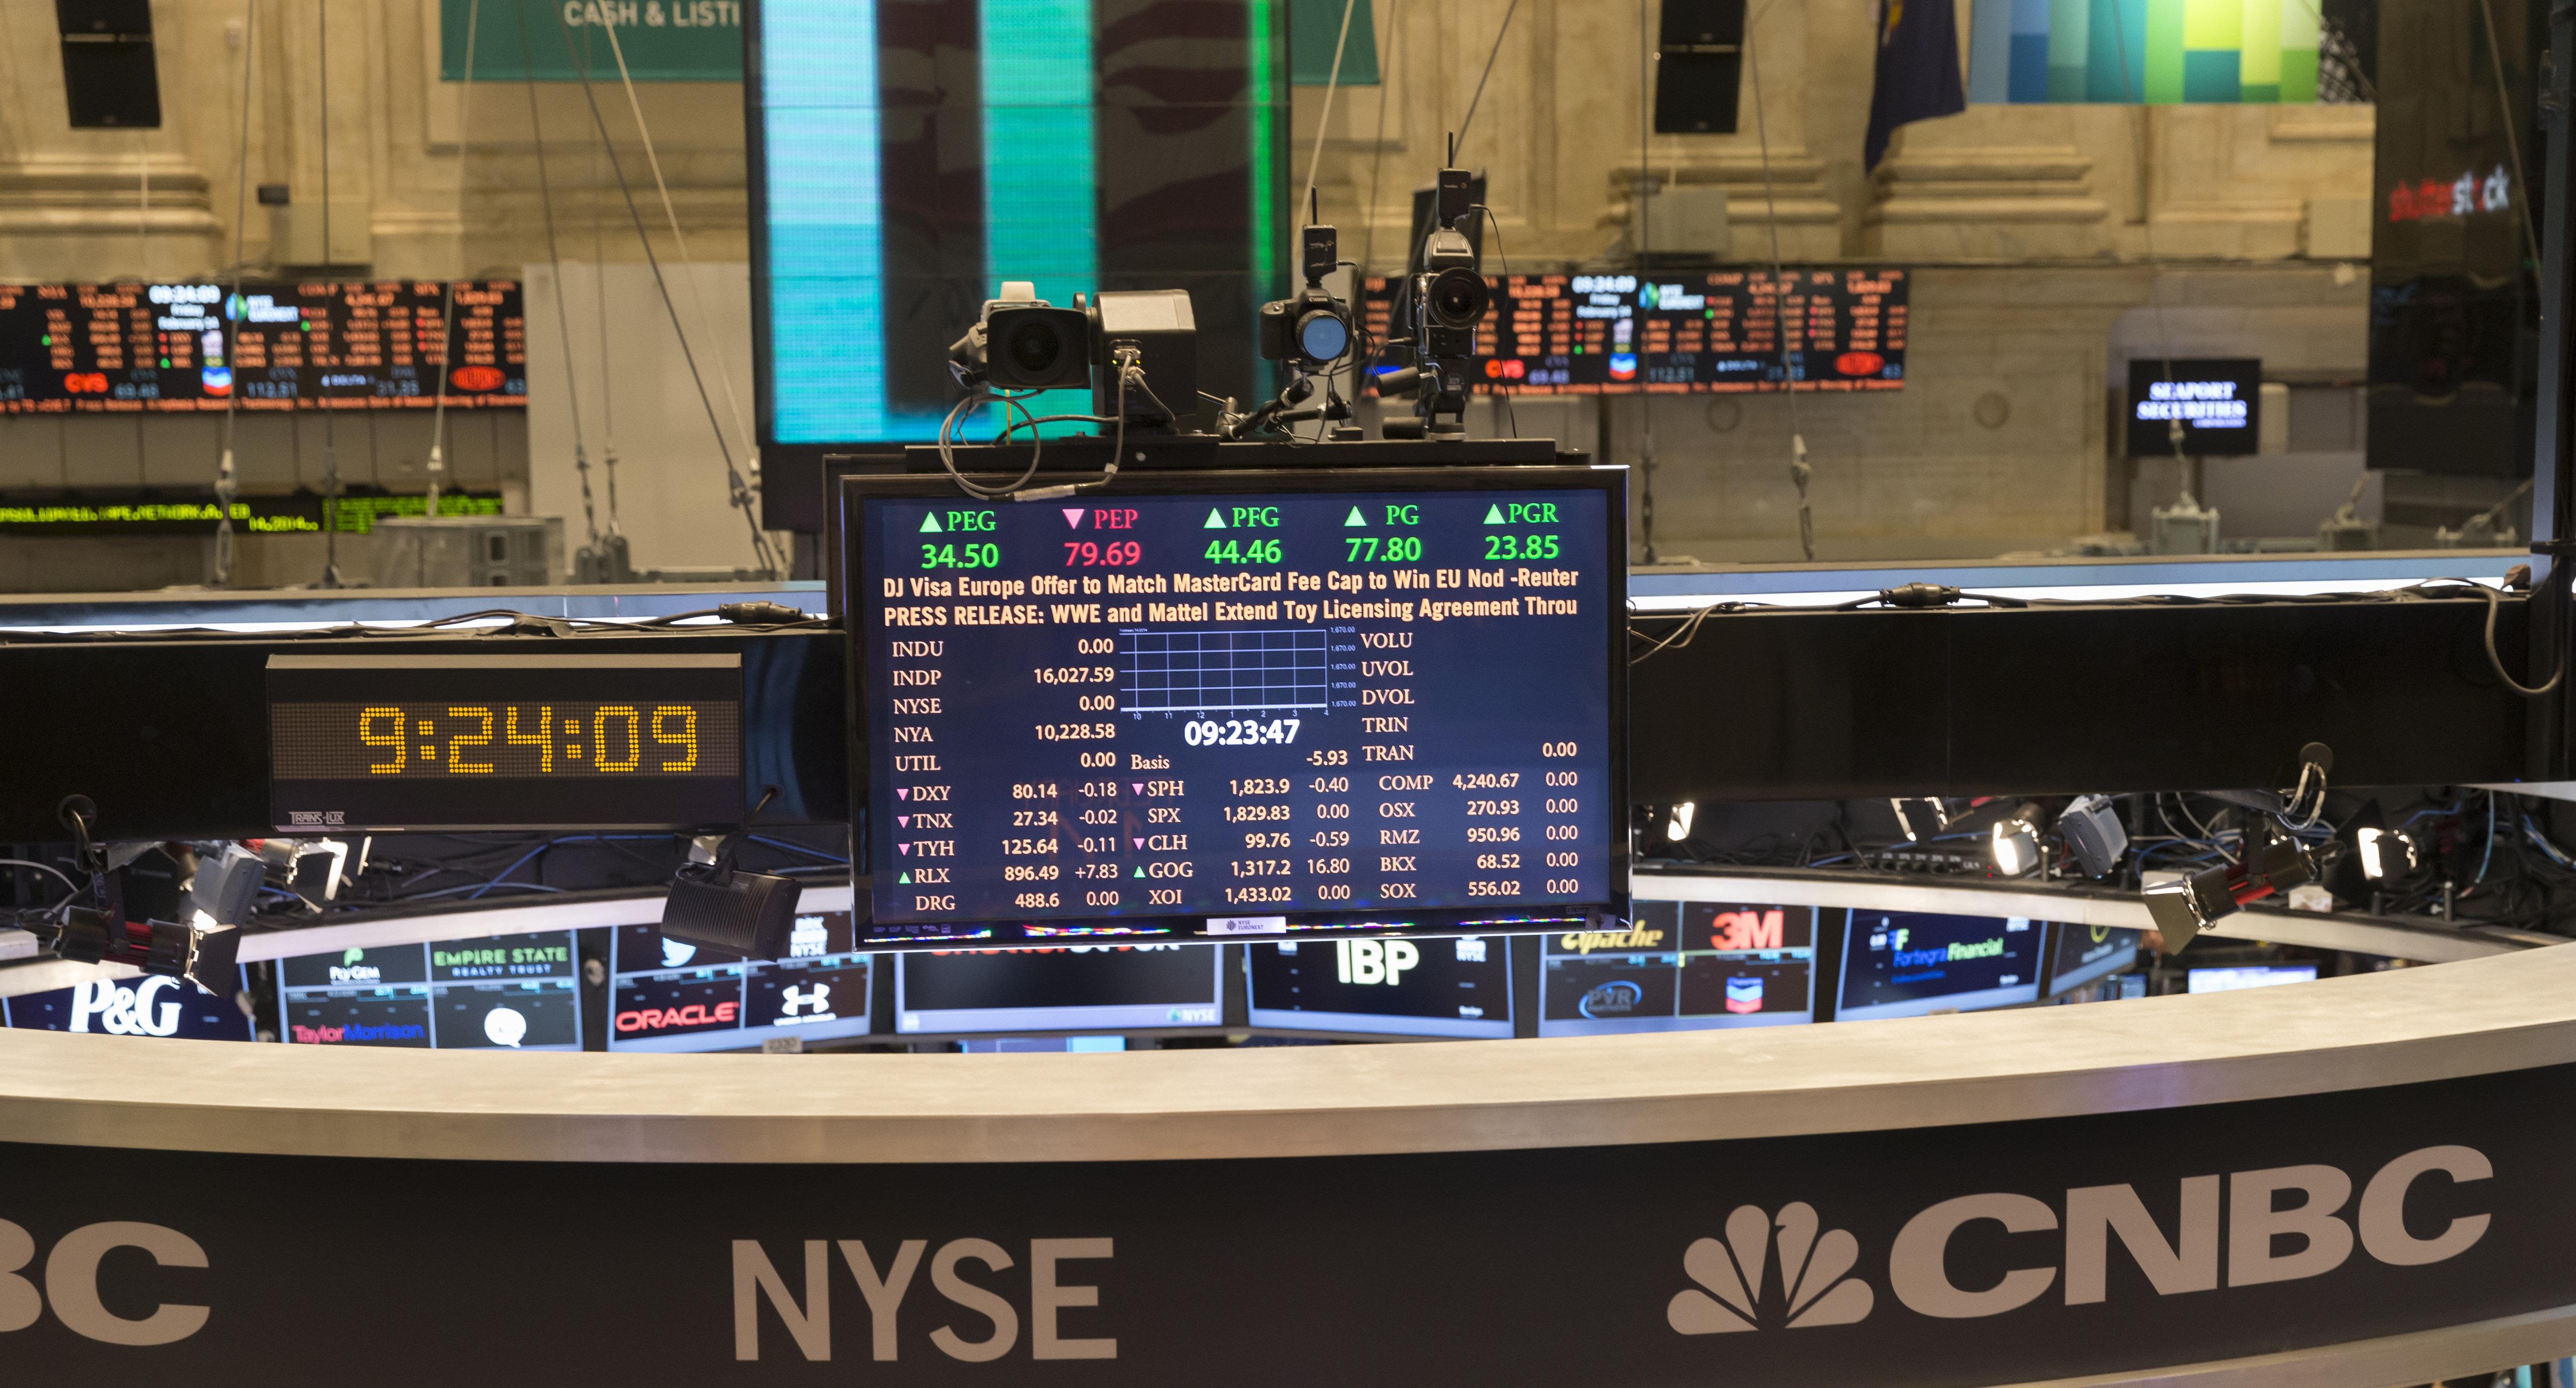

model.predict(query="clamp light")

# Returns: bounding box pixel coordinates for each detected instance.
[1990,807,2040,877]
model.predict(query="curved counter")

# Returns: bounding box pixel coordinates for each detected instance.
[4,945,2572,1386]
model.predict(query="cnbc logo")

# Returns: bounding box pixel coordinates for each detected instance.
[1669,1145,2494,1339]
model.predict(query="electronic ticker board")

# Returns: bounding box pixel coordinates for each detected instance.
[848,469,1626,946]
[0,280,525,414]
[1362,267,1907,394]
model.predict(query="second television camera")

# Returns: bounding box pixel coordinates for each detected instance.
[1378,161,1492,438]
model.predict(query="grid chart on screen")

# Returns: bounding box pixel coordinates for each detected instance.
[1120,628,1330,714]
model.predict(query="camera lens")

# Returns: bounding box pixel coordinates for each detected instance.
[1428,267,1489,328]
[1007,320,1063,375]
[1296,311,1350,363]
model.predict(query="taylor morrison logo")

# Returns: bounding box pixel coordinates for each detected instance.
[1668,1203,1874,1333]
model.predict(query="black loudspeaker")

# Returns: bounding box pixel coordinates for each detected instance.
[1653,51,1742,133]
[1659,0,1745,48]
[55,0,159,129]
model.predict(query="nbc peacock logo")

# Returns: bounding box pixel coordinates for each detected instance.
[1667,1203,1876,1334]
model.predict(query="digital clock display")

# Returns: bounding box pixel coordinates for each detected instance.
[268,654,743,831]
[850,472,1624,933]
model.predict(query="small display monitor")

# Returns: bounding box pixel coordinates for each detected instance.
[2186,964,2320,993]
[845,468,1627,947]
[4,970,250,1041]
[1538,900,1816,1036]
[895,944,1222,1035]
[1836,911,2043,1021]
[2047,922,2142,996]
[2125,357,2261,457]
[1244,935,1511,1039]
[609,912,873,1052]
[278,931,581,1050]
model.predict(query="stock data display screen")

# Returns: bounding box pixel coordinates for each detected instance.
[1836,911,2042,1021]
[853,476,1622,937]
[4,971,250,1041]
[894,944,1222,1035]
[1361,268,1906,394]
[609,914,874,1053]
[267,654,744,832]
[1244,935,1510,1039]
[0,280,525,413]
[1537,900,1815,1037]
[276,931,581,1050]
[2046,922,2141,995]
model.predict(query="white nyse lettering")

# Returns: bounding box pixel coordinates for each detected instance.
[1890,1193,2058,1317]
[931,1239,1019,1362]
[732,1240,830,1361]
[2228,1165,2354,1286]
[2063,1178,2220,1303]
[841,1239,927,1361]
[1032,1237,1117,1359]
[2358,1145,2493,1266]
[43,1222,209,1346]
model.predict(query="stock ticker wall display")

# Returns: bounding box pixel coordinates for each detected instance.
[0,280,526,412]
[750,0,1287,447]
[850,472,1624,944]
[1538,900,1815,1036]
[1837,912,2045,1021]
[610,914,875,1052]
[1359,269,1907,393]
[894,944,1222,1035]
[3,971,249,1040]
[1244,935,1511,1039]
[276,931,580,1050]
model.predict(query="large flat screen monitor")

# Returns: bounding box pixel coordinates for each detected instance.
[1244,934,1511,1039]
[5,969,250,1041]
[2186,964,2319,994]
[846,467,1627,947]
[1537,899,1816,1036]
[609,912,873,1053]
[1835,910,2043,1021]
[277,930,581,1049]
[895,943,1223,1035]
[2046,922,2143,996]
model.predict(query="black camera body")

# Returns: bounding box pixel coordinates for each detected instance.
[1087,288,1197,428]
[1382,164,1490,438]
[949,282,1090,392]
[1259,224,1355,372]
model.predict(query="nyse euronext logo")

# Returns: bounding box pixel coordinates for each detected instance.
[1670,1145,2494,1337]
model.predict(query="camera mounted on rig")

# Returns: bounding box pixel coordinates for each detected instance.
[948,282,1091,393]
[948,281,1196,432]
[1224,219,1363,441]
[1379,152,1492,439]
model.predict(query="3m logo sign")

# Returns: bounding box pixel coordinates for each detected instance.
[1667,1203,1874,1333]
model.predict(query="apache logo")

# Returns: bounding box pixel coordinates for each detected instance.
[1558,926,1664,955]
[1668,1204,1875,1334]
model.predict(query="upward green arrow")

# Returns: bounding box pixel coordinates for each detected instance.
[1344,506,1368,526]
[1483,503,1506,524]
[1204,508,1228,529]
[919,513,944,533]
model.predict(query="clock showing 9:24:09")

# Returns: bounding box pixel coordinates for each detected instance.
[267,654,745,832]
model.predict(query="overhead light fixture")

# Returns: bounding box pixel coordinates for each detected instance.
[2142,820,2317,952]
[2057,794,2130,879]
[1990,807,2040,876]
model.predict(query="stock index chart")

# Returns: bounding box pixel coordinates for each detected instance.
[855,480,1619,935]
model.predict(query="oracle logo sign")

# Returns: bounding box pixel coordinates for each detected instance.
[0,1220,207,1346]
[616,1001,739,1033]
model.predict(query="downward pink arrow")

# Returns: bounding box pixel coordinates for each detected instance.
[896,788,909,800]
[897,816,910,828]
[897,843,911,855]
[1133,837,1145,849]
[1063,508,1086,528]
[1131,782,1144,794]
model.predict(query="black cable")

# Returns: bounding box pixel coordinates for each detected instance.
[2413,579,2564,696]
[1467,204,1519,439]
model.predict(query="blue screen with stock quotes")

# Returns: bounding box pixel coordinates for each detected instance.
[859,486,1616,927]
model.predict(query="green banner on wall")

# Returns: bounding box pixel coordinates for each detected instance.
[440,0,743,83]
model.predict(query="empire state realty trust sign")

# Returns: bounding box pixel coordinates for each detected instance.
[2,1066,2571,1384]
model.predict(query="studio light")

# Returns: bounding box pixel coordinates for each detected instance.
[2355,826,2411,881]
[662,822,803,962]
[1990,809,2040,876]
[1665,802,1696,843]
[2057,794,2130,879]
[2141,820,2318,952]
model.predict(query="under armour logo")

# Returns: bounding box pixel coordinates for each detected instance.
[1668,1203,1875,1333]
[779,984,832,1017]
